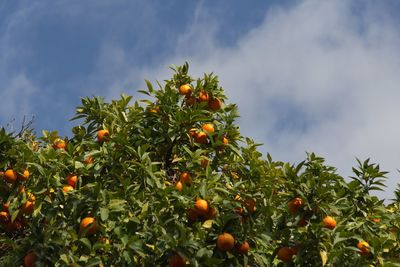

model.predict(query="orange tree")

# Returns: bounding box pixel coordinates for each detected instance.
[0,63,399,266]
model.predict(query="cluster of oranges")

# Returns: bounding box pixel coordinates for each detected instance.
[179,84,222,112]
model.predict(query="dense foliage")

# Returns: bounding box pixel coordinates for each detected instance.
[1,63,399,266]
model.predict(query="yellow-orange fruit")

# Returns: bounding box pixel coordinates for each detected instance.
[63,185,74,193]
[357,241,370,255]
[24,250,37,267]
[288,197,304,214]
[83,156,94,164]
[244,198,256,213]
[235,240,250,254]
[202,123,215,134]
[4,169,17,183]
[277,247,294,262]
[0,211,10,223]
[194,199,209,215]
[198,91,209,102]
[209,98,222,111]
[80,217,97,235]
[179,172,191,185]
[175,181,183,192]
[203,207,217,220]
[185,95,196,106]
[194,131,208,145]
[66,174,78,188]
[97,129,110,142]
[18,170,30,181]
[323,216,337,230]
[169,253,186,267]
[53,138,66,150]
[371,218,381,223]
[21,201,35,215]
[179,84,192,95]
[217,233,235,251]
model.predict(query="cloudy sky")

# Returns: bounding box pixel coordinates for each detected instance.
[1,0,400,199]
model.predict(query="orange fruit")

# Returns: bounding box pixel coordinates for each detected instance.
[169,253,186,267]
[185,95,196,106]
[235,240,250,254]
[202,123,214,134]
[179,84,192,95]
[277,247,294,262]
[4,169,17,183]
[194,131,208,145]
[244,198,256,213]
[198,91,209,102]
[209,98,222,111]
[24,250,37,267]
[187,208,199,222]
[179,172,191,185]
[63,185,74,193]
[323,216,336,230]
[203,207,217,220]
[194,199,209,215]
[175,181,183,192]
[357,241,370,255]
[80,217,97,235]
[18,169,30,181]
[0,211,10,223]
[66,174,78,188]
[217,232,235,251]
[200,158,209,168]
[21,201,35,215]
[288,197,304,214]
[97,129,110,142]
[53,138,66,150]
[297,217,308,227]
[83,156,94,164]
[371,218,381,223]
[188,128,197,137]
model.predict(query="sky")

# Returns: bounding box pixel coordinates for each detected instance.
[1,0,400,200]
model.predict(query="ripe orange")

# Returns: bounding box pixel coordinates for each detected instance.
[179,172,191,185]
[179,84,192,95]
[200,158,209,168]
[24,250,37,267]
[277,247,294,262]
[21,201,35,215]
[97,129,110,142]
[194,131,208,145]
[80,217,97,235]
[0,211,10,223]
[18,169,30,181]
[202,123,215,134]
[208,98,222,111]
[198,91,209,102]
[66,174,78,188]
[83,156,94,165]
[187,208,199,222]
[244,198,256,213]
[371,218,381,223]
[53,138,66,150]
[288,197,304,214]
[4,169,17,183]
[235,240,250,254]
[169,253,186,267]
[323,216,336,230]
[357,241,370,255]
[185,95,196,106]
[194,199,209,215]
[217,233,235,251]
[203,207,217,220]
[175,181,183,192]
[297,217,308,227]
[63,185,74,193]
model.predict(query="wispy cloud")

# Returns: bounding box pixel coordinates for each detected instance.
[105,1,400,199]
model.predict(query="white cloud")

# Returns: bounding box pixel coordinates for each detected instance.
[105,1,400,199]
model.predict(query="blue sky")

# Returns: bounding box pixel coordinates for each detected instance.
[1,0,400,199]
